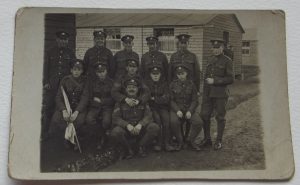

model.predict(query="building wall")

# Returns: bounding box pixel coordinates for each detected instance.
[203,14,243,77]
[242,40,258,66]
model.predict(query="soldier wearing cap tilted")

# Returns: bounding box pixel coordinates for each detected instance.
[141,36,169,80]
[86,62,115,149]
[49,60,89,150]
[169,34,201,91]
[200,39,233,150]
[42,31,76,139]
[111,78,160,159]
[111,58,150,107]
[144,65,175,152]
[112,35,139,79]
[169,64,203,151]
[83,30,114,79]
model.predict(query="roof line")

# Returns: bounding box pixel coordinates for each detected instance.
[76,24,207,29]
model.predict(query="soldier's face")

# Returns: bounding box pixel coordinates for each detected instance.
[177,71,187,81]
[56,38,68,48]
[127,66,138,75]
[71,67,83,78]
[212,46,223,56]
[178,41,188,50]
[96,70,107,80]
[126,85,138,97]
[147,42,157,51]
[150,73,161,82]
[94,36,105,47]
[123,41,133,51]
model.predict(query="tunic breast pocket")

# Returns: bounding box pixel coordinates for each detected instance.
[215,64,225,76]
[184,86,193,95]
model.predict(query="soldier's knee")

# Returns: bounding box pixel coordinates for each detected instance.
[146,123,160,135]
[215,115,225,123]
[110,126,125,138]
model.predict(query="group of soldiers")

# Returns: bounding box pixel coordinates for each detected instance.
[42,30,233,159]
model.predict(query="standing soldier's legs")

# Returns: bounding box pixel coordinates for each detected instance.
[200,97,214,147]
[98,109,113,148]
[151,109,163,151]
[159,109,174,151]
[170,111,184,150]
[214,98,228,150]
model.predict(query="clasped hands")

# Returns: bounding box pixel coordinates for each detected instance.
[126,123,142,136]
[125,97,140,107]
[176,110,192,119]
[62,110,79,122]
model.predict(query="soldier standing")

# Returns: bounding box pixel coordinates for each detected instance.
[168,34,201,91]
[200,39,234,150]
[86,63,115,149]
[140,36,168,80]
[144,65,175,152]
[49,60,89,150]
[83,30,114,79]
[169,65,203,151]
[112,35,139,79]
[111,78,160,159]
[42,31,76,139]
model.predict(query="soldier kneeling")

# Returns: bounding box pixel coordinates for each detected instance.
[169,65,203,151]
[49,60,89,151]
[110,78,160,159]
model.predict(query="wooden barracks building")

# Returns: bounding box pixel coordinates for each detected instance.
[45,13,245,79]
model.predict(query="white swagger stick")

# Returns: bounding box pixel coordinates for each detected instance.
[61,86,82,153]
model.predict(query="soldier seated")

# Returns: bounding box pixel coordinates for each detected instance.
[145,65,175,152]
[169,65,203,151]
[111,58,150,107]
[49,60,89,151]
[85,63,114,150]
[110,78,160,159]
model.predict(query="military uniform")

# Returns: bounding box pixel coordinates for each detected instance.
[42,31,76,138]
[200,39,234,150]
[86,64,114,132]
[169,34,201,90]
[50,63,89,133]
[111,59,150,105]
[112,35,139,79]
[144,66,173,151]
[169,66,203,150]
[140,36,168,80]
[110,78,159,158]
[83,31,114,79]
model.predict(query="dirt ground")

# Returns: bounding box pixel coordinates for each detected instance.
[41,79,265,172]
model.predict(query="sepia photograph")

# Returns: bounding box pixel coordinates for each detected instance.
[8,8,294,180]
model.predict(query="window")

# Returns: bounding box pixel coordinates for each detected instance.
[104,28,121,51]
[242,41,250,56]
[223,31,229,45]
[153,28,175,52]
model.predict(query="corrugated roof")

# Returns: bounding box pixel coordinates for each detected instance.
[76,13,217,27]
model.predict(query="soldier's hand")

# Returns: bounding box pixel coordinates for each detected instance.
[125,98,135,107]
[126,124,135,133]
[69,111,79,122]
[206,78,214,84]
[132,99,140,106]
[185,111,192,119]
[135,124,142,135]
[62,110,70,122]
[176,111,183,118]
[151,97,155,101]
[93,97,101,103]
[44,83,51,90]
